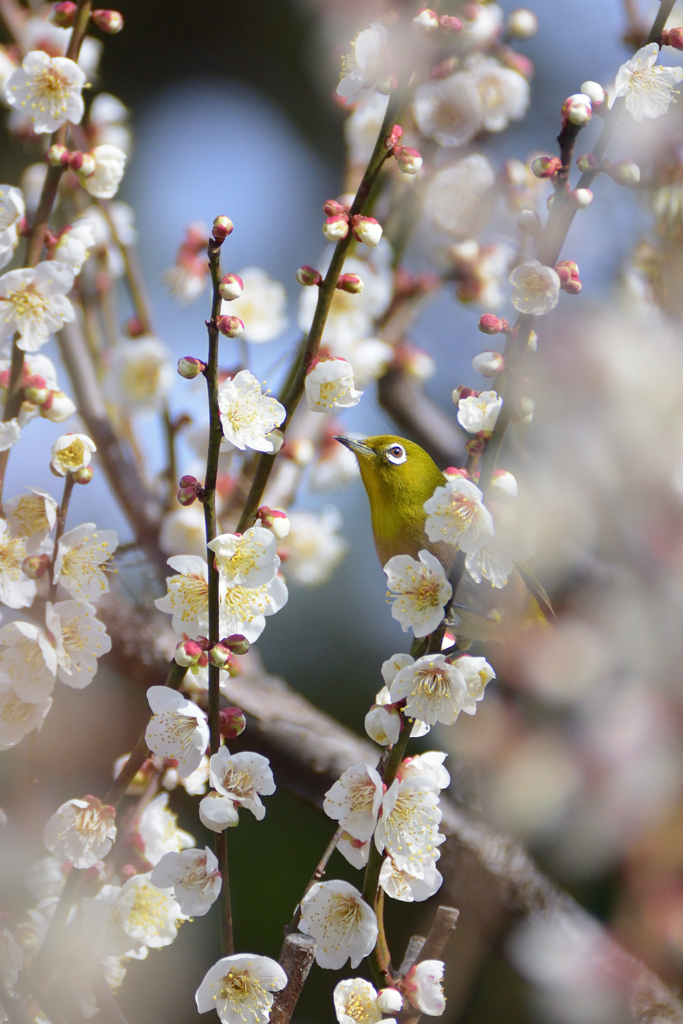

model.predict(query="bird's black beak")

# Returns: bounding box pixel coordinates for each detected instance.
[333,435,374,456]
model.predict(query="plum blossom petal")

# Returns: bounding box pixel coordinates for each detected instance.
[53,522,118,603]
[0,621,56,702]
[299,879,378,970]
[390,654,469,726]
[195,954,287,1024]
[0,261,75,352]
[150,847,221,917]
[145,686,210,778]
[209,747,276,821]
[323,763,383,842]
[383,550,452,638]
[209,526,280,589]
[43,796,116,869]
[509,260,560,315]
[136,792,194,866]
[46,600,112,688]
[615,43,683,121]
[218,370,285,454]
[5,51,85,133]
[423,478,495,554]
[305,356,363,412]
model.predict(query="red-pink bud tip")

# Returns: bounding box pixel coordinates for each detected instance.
[212,216,234,241]
[50,1,77,26]
[22,554,50,579]
[209,642,231,669]
[323,199,347,217]
[124,316,146,338]
[393,146,423,175]
[439,14,462,32]
[454,385,478,400]
[177,356,206,379]
[296,266,323,287]
[385,124,403,149]
[478,313,508,334]
[46,144,70,167]
[662,27,683,49]
[72,465,94,485]
[218,273,244,301]
[530,155,562,179]
[336,273,364,294]
[219,706,247,740]
[223,634,250,656]
[91,8,123,32]
[216,315,245,338]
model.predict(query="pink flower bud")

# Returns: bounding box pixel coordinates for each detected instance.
[507,8,538,38]
[223,634,250,656]
[216,315,245,338]
[603,158,640,186]
[22,554,50,579]
[174,639,203,668]
[472,351,504,376]
[336,273,364,294]
[351,215,383,247]
[73,465,94,484]
[39,390,77,422]
[257,506,290,540]
[296,266,322,287]
[220,706,247,740]
[323,199,347,217]
[209,642,231,669]
[50,1,77,27]
[23,375,49,405]
[530,155,562,179]
[443,466,469,480]
[580,81,606,107]
[212,216,234,241]
[412,8,439,32]
[177,356,206,379]
[218,273,244,301]
[576,152,599,173]
[516,210,541,233]
[478,313,508,334]
[453,385,478,401]
[394,146,423,175]
[439,14,462,32]
[91,8,123,32]
[322,215,349,242]
[124,316,146,338]
[562,93,592,127]
[500,48,534,79]
[570,188,593,208]
[564,278,582,294]
[69,151,96,177]
[662,26,683,49]
[46,144,69,167]
[385,124,403,149]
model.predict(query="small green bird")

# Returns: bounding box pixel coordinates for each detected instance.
[335,433,548,643]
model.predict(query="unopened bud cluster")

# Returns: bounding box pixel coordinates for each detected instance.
[412,8,462,33]
[174,634,249,671]
[478,313,509,335]
[50,2,123,32]
[555,259,582,294]
[384,125,423,175]
[177,475,205,506]
[1,366,77,423]
[321,201,383,246]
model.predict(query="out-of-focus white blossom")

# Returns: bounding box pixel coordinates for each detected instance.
[384,550,452,637]
[43,797,116,869]
[46,599,112,688]
[0,621,56,702]
[209,747,276,821]
[195,954,287,1024]
[150,847,221,917]
[0,522,35,608]
[218,370,286,453]
[88,92,131,152]
[0,929,23,989]
[220,267,288,343]
[615,43,683,121]
[54,221,96,273]
[73,201,136,279]
[413,72,482,147]
[345,90,389,164]
[0,261,75,352]
[50,433,96,476]
[81,144,126,199]
[114,873,184,949]
[107,336,174,414]
[163,754,210,796]
[0,682,51,750]
[305,356,363,412]
[469,58,529,131]
[159,505,207,559]
[5,51,85,133]
[337,23,389,103]
[53,522,118,603]
[145,686,210,778]
[136,792,194,867]
[404,960,446,1016]
[424,155,496,238]
[0,186,24,272]
[279,508,348,586]
[457,2,503,49]
[300,879,378,969]
[324,762,383,841]
[509,260,561,315]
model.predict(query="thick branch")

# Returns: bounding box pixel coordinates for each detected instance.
[270,934,317,1024]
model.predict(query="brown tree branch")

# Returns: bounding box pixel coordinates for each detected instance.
[270,933,317,1024]
[377,367,466,468]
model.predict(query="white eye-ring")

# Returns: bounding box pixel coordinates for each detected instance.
[385,443,407,466]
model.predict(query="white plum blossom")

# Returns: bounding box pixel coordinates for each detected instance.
[281,508,348,586]
[0,186,24,272]
[159,505,207,559]
[220,267,288,343]
[299,880,378,969]
[338,834,371,869]
[0,521,36,608]
[0,682,51,750]
[88,92,131,152]
[73,201,136,279]
[469,58,530,131]
[464,530,515,588]
[404,960,446,1016]
[25,857,67,901]
[390,654,468,726]
[136,792,195,867]
[509,260,560,315]
[50,433,96,476]
[398,751,450,791]
[424,477,495,557]
[81,144,127,199]
[150,847,221,917]
[374,777,445,876]
[457,1,503,49]
[379,855,443,903]
[163,754,210,796]
[4,489,57,553]
[323,763,383,842]
[452,654,496,713]
[53,523,118,603]
[305,356,363,412]
[154,555,210,638]
[333,979,385,1024]
[332,336,393,389]
[337,23,389,103]
[615,43,683,121]
[46,600,112,688]
[364,702,400,746]
[195,954,287,1024]
[0,621,57,702]
[107,336,174,414]
[199,792,240,832]
[0,421,21,453]
[43,797,116,869]
[383,550,452,638]
[412,72,482,147]
[0,261,75,352]
[5,51,85,133]
[345,90,389,164]
[219,574,288,643]
[114,873,184,949]
[209,747,276,821]
[145,686,210,778]
[457,390,502,436]
[208,526,280,588]
[218,370,286,454]
[424,155,496,238]
[309,439,361,492]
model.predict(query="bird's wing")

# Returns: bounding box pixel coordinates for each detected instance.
[516,562,556,620]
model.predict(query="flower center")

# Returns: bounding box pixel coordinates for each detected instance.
[73,806,109,842]
[0,691,31,725]
[10,495,49,536]
[220,766,255,800]
[7,284,47,323]
[125,883,172,936]
[219,969,269,1022]
[60,620,88,651]
[172,574,209,621]
[414,666,450,699]
[56,439,86,470]
[0,532,25,581]
[345,993,376,1023]
[121,357,161,400]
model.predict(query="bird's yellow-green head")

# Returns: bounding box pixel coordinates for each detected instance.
[334,434,447,566]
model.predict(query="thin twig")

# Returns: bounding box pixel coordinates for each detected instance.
[48,473,74,602]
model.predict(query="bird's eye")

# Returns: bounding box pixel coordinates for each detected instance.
[385,444,407,465]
